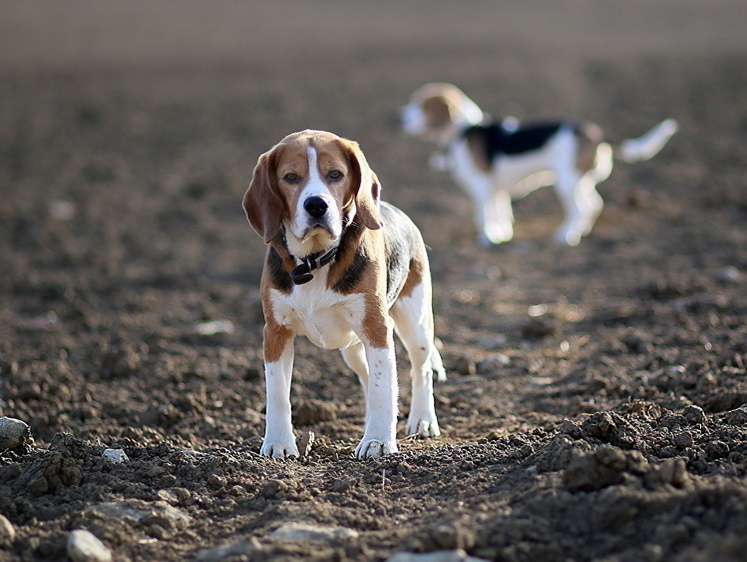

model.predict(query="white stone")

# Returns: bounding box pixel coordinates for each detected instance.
[271,522,358,542]
[0,514,15,546]
[194,320,235,335]
[86,500,191,528]
[67,529,112,562]
[387,550,488,562]
[102,448,129,463]
[0,417,32,450]
[196,538,260,561]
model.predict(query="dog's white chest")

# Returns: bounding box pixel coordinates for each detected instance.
[268,274,364,350]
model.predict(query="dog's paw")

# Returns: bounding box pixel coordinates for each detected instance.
[482,226,513,246]
[355,438,398,460]
[260,438,300,459]
[553,228,582,247]
[406,417,441,438]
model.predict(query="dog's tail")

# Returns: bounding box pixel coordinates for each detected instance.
[615,119,678,163]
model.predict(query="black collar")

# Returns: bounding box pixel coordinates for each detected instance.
[290,246,338,285]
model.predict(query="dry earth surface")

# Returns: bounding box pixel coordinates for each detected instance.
[1,1,747,560]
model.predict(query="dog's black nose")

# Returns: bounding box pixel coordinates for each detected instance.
[304,196,328,218]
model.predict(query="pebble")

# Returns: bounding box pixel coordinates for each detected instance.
[682,404,706,425]
[0,514,15,546]
[716,266,742,283]
[0,417,33,450]
[270,522,358,542]
[196,538,260,562]
[85,500,191,529]
[102,449,129,463]
[194,320,235,335]
[387,550,489,562]
[67,529,112,562]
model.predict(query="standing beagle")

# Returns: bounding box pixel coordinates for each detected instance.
[243,130,445,460]
[401,82,678,246]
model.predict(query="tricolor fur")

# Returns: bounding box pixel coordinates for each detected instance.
[401,82,678,246]
[243,129,445,460]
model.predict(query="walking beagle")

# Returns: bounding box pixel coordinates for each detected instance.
[401,82,678,246]
[243,130,445,460]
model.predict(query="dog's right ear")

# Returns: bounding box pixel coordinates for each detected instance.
[243,149,285,243]
[423,94,454,130]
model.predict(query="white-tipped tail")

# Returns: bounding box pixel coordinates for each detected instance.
[617,119,678,163]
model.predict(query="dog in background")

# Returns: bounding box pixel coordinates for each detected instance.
[401,82,678,246]
[243,129,445,460]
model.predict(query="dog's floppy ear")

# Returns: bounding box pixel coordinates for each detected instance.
[423,94,454,129]
[341,139,383,231]
[243,148,285,243]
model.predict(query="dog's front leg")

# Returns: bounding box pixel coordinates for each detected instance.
[260,325,299,459]
[355,343,399,460]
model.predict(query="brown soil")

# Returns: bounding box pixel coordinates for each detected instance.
[1,2,747,560]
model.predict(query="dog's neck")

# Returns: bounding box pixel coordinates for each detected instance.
[439,108,485,148]
[288,246,338,285]
[271,222,358,286]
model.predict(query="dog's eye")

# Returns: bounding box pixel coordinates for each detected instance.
[283,173,300,184]
[328,170,343,182]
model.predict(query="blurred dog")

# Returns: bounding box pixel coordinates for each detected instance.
[243,129,445,460]
[401,82,678,246]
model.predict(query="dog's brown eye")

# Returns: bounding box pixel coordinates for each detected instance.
[328,170,343,181]
[283,173,300,184]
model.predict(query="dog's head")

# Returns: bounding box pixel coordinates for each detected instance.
[243,130,383,257]
[400,82,485,145]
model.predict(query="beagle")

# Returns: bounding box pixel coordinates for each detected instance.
[401,82,678,246]
[243,130,445,460]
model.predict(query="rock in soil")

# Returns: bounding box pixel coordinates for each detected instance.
[67,529,112,562]
[0,515,15,546]
[0,417,33,450]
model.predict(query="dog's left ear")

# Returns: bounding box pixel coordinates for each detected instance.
[243,147,285,243]
[341,139,383,231]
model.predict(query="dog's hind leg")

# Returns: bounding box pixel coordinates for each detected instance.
[554,170,604,245]
[341,342,369,397]
[391,282,442,438]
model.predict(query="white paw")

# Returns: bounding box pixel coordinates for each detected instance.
[355,438,398,460]
[260,437,299,459]
[480,227,513,246]
[406,417,441,438]
[553,228,582,246]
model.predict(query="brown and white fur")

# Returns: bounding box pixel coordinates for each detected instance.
[401,82,678,246]
[243,130,445,460]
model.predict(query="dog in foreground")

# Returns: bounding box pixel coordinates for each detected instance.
[401,82,678,246]
[243,129,445,460]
